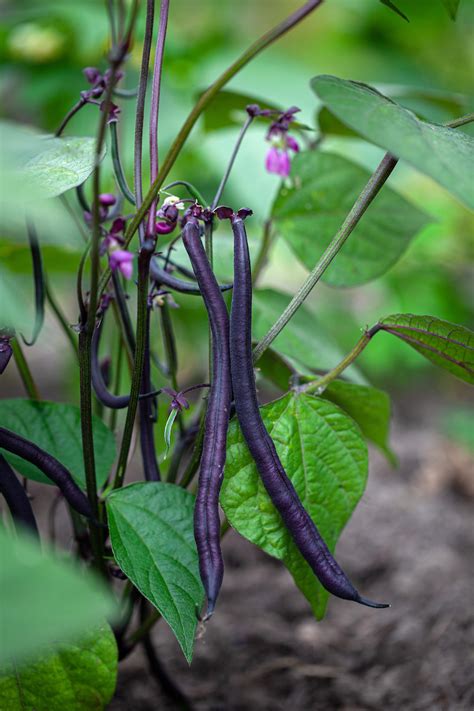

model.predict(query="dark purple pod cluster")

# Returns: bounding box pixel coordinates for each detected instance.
[228,213,389,610]
[182,217,232,618]
[0,427,93,519]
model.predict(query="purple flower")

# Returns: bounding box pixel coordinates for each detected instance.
[264,106,301,178]
[99,193,116,207]
[109,250,134,280]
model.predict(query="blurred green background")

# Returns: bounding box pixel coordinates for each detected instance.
[0,0,473,454]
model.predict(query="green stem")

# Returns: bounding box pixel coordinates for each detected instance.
[97,0,325,299]
[162,180,206,205]
[299,330,375,394]
[125,608,161,649]
[252,219,275,286]
[113,247,153,489]
[252,153,398,363]
[11,339,41,400]
[110,122,135,204]
[44,279,78,358]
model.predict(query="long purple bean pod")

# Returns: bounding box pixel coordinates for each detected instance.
[0,453,39,536]
[182,217,232,617]
[139,304,160,481]
[229,214,388,609]
[150,258,233,296]
[0,427,93,519]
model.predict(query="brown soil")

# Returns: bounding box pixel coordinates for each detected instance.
[108,398,474,711]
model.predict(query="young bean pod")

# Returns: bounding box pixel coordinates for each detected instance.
[150,258,233,296]
[0,427,93,519]
[0,453,39,536]
[229,214,388,609]
[182,217,232,618]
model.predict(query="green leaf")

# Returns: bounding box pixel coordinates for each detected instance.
[221,393,368,619]
[106,482,204,663]
[0,121,78,246]
[0,624,117,711]
[0,400,116,489]
[0,527,117,667]
[311,75,474,209]
[252,289,366,383]
[322,381,396,465]
[379,0,409,22]
[440,0,460,19]
[24,136,104,198]
[378,314,474,384]
[272,152,429,286]
[164,408,178,459]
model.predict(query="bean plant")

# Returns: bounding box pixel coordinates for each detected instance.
[0,1,473,708]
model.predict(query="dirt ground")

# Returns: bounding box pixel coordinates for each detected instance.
[106,392,474,711]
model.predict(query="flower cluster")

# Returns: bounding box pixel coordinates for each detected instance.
[155,195,185,235]
[264,106,300,178]
[98,211,134,280]
[81,66,122,124]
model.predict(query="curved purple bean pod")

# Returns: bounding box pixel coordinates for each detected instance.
[0,453,39,536]
[182,217,232,618]
[139,304,160,481]
[21,222,45,347]
[229,215,388,609]
[0,427,93,519]
[150,258,233,296]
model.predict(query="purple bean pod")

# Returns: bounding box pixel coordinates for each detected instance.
[0,427,93,519]
[0,453,39,536]
[182,217,232,618]
[229,215,388,609]
[92,318,130,409]
[150,258,233,296]
[139,303,160,481]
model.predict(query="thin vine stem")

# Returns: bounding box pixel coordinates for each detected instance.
[110,121,135,204]
[133,0,155,245]
[147,0,170,237]
[299,329,377,394]
[55,98,86,137]
[97,0,325,299]
[211,114,254,210]
[11,339,41,400]
[162,180,206,205]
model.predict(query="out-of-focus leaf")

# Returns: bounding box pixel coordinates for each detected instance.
[440,0,460,20]
[0,527,117,666]
[272,151,429,286]
[0,399,116,489]
[322,380,396,465]
[311,76,474,209]
[0,624,117,711]
[378,314,474,384]
[107,482,204,663]
[379,0,409,22]
[24,136,103,198]
[252,289,365,384]
[221,393,368,619]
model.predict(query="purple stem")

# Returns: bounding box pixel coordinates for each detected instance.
[147,0,171,238]
[134,0,155,245]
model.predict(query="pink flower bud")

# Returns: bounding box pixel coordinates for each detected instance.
[109,250,134,280]
[99,193,116,207]
[286,135,300,153]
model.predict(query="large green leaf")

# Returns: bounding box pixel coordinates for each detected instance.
[24,136,103,198]
[378,314,474,384]
[221,393,368,619]
[106,482,204,663]
[311,75,474,209]
[0,624,117,711]
[0,400,116,489]
[0,527,117,667]
[322,381,396,465]
[252,289,365,383]
[272,152,429,286]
